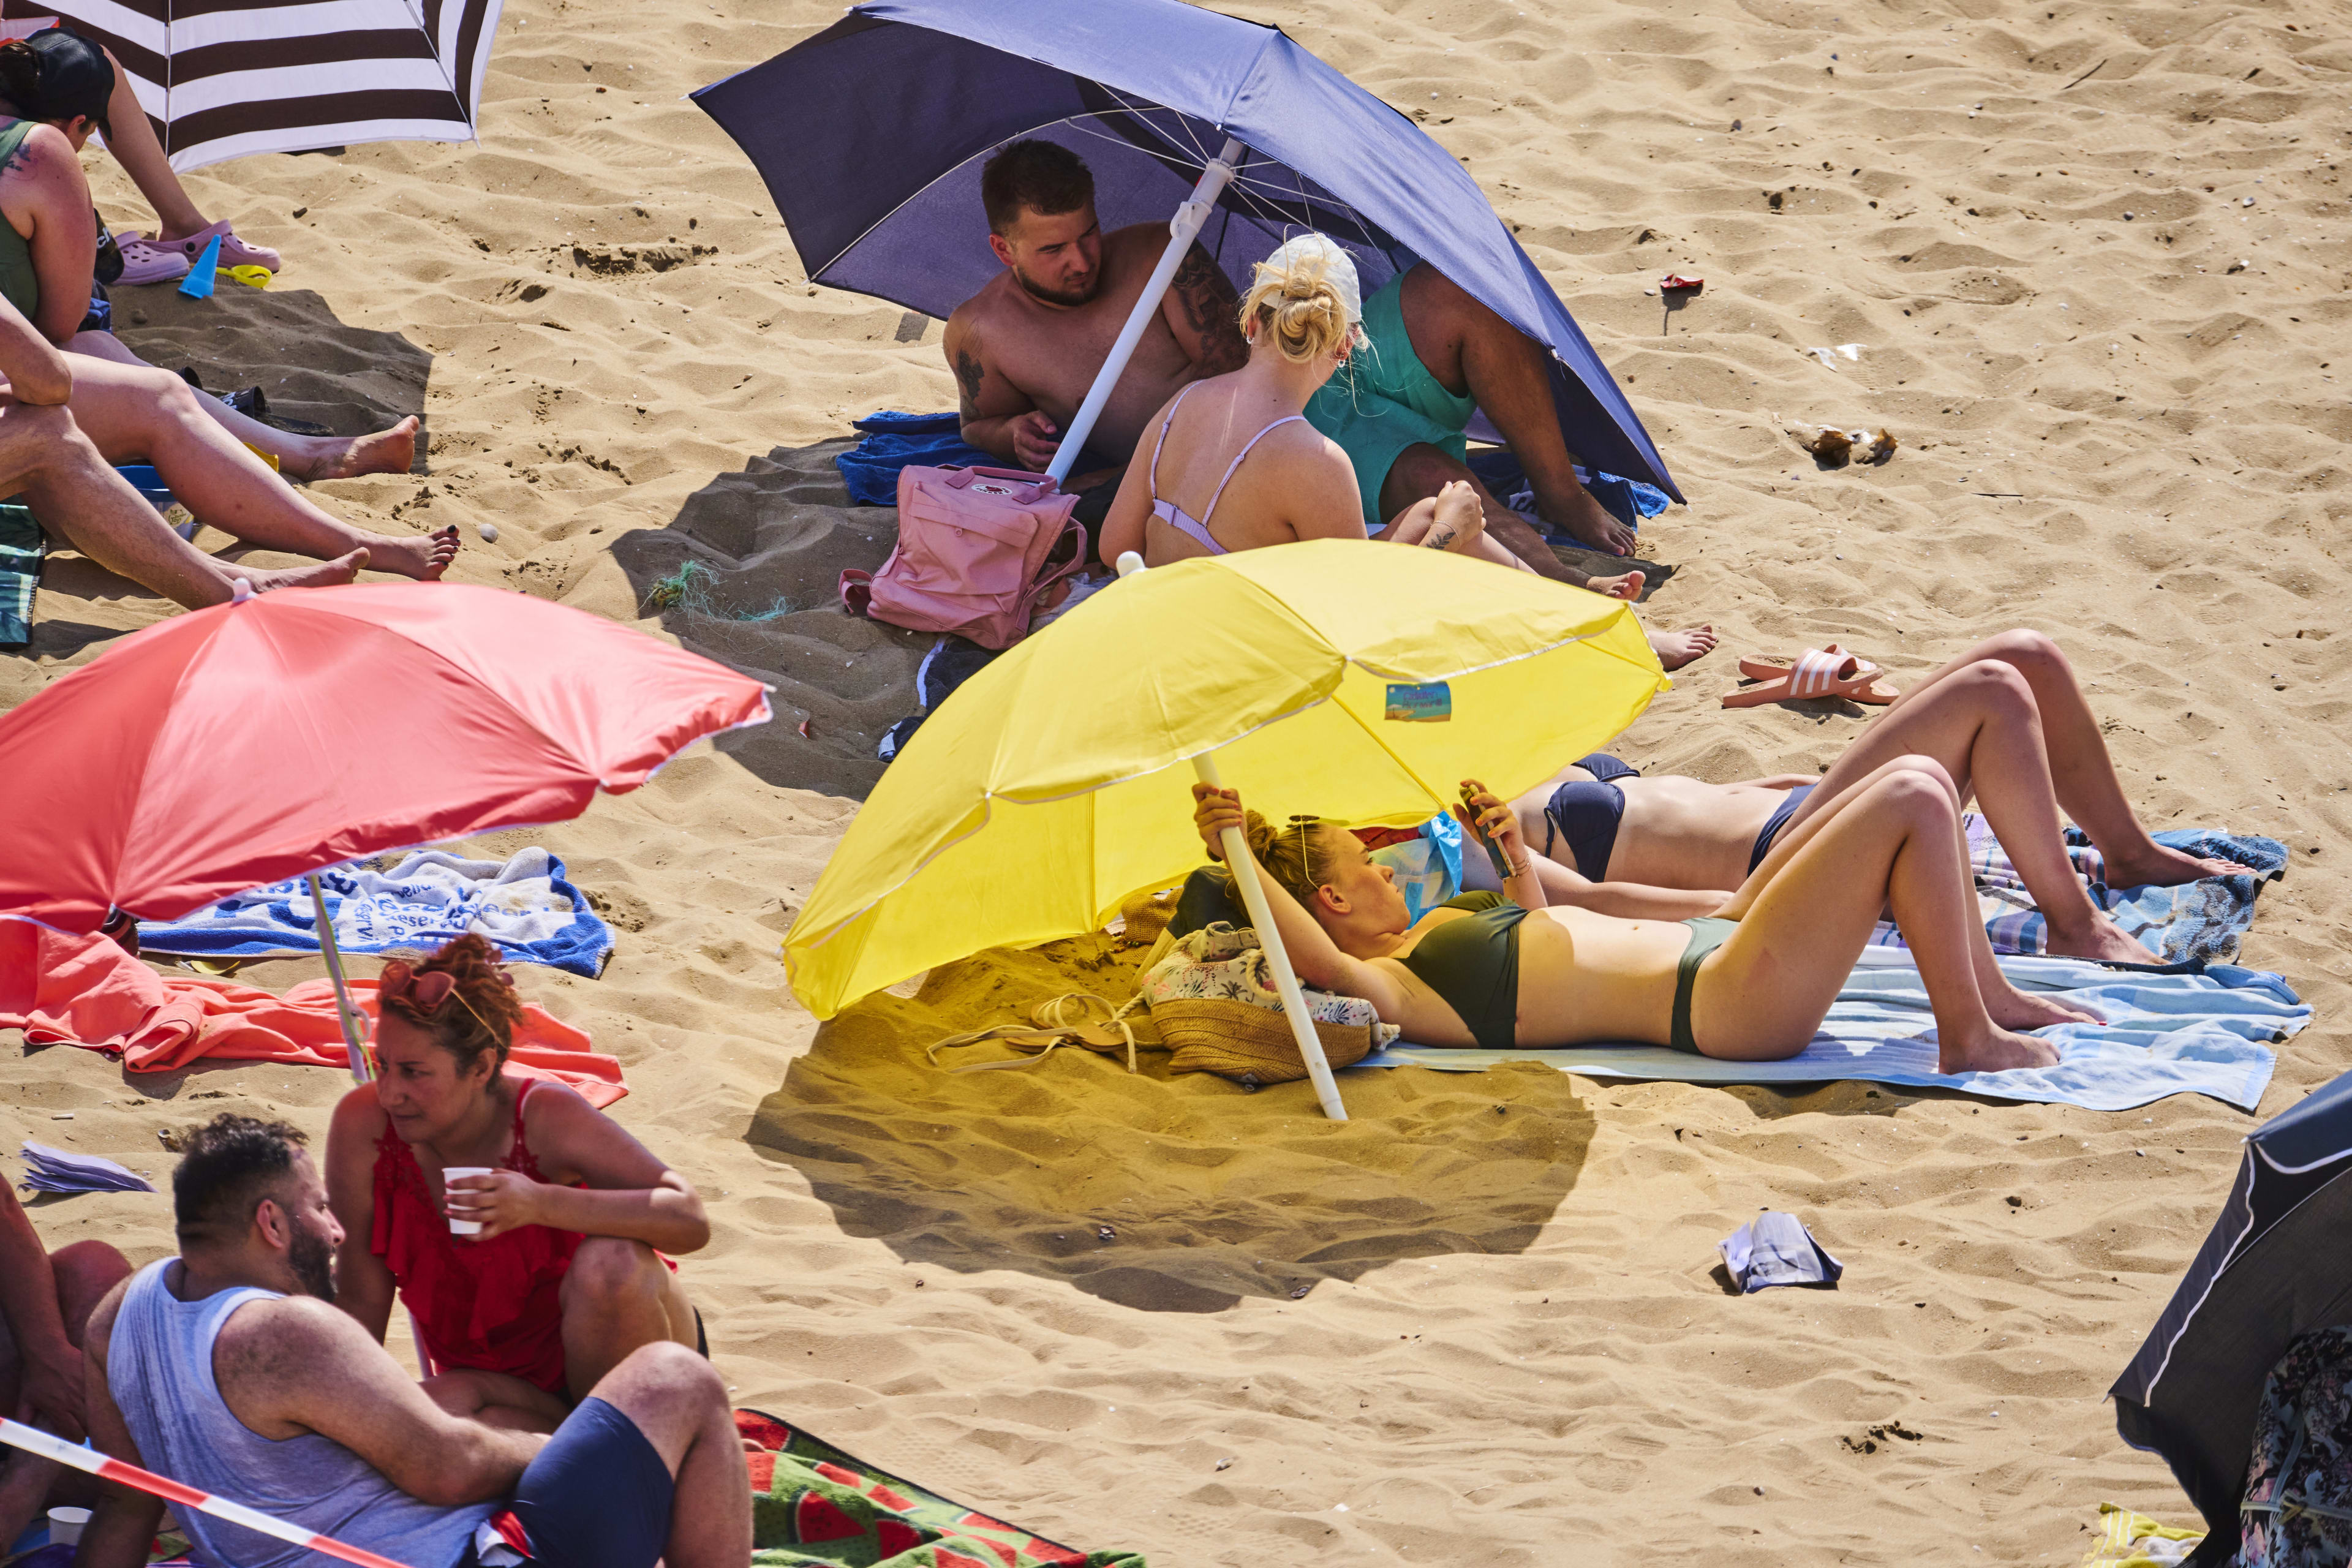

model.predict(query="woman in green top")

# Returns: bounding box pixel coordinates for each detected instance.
[0,33,458,601]
[0,32,418,480]
[1190,758,2100,1076]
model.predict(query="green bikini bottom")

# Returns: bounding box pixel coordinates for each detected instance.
[1672,918,1740,1054]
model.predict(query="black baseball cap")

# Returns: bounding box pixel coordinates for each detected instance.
[27,29,111,137]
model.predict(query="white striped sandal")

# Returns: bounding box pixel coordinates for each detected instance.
[1723,644,1901,707]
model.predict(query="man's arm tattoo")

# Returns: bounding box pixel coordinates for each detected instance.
[1172,246,1248,375]
[954,348,986,420]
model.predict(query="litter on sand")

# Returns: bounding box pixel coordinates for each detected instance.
[1721,1211,1842,1291]
[1804,344,1864,368]
[1790,423,1898,464]
[18,1142,155,1196]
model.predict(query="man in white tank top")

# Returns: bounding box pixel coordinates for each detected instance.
[76,1114,749,1568]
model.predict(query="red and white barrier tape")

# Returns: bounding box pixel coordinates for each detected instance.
[0,1417,412,1568]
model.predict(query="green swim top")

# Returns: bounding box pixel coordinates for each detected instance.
[0,120,40,323]
[1398,892,1526,1053]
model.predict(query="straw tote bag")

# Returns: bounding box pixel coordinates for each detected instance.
[839,465,1085,650]
[1137,924,1393,1085]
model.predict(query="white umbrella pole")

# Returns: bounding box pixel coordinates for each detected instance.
[1046,136,1246,485]
[1192,753,1349,1121]
[305,872,371,1084]
[1115,552,1346,1120]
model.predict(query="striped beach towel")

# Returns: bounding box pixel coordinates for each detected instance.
[0,501,41,647]
[1867,816,2286,964]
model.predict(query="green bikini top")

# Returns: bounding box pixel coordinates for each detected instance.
[1397,892,1525,1052]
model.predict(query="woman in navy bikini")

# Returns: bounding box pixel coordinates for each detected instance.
[1500,630,2251,964]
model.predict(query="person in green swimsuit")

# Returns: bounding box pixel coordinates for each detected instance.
[1303,263,1648,559]
[1189,763,2103,1075]
[0,35,458,609]
[0,30,420,483]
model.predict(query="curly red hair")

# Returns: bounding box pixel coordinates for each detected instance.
[379,933,525,1076]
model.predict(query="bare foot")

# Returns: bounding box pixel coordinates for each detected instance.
[1648,625,1717,671]
[1939,1025,2062,1074]
[1584,570,1645,601]
[291,417,420,481]
[1541,483,1638,556]
[2044,914,2159,965]
[358,524,459,581]
[1989,985,2105,1030]
[1421,479,1486,552]
[241,549,369,595]
[2101,842,2259,888]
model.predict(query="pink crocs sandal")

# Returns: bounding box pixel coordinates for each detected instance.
[147,220,280,274]
[115,235,190,286]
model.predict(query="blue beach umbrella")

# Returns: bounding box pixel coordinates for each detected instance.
[692,0,1683,501]
[2112,1068,2352,1551]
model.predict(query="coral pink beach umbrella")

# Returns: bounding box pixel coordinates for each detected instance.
[0,582,771,1071]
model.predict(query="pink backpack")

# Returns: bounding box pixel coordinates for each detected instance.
[839,466,1087,650]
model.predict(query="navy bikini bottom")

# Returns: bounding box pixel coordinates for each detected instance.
[1540,752,1641,881]
[1747,784,1817,872]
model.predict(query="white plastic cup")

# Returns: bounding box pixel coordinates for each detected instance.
[49,1507,90,1547]
[442,1167,493,1235]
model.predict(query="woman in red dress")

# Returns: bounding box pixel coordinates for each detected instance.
[326,935,707,1414]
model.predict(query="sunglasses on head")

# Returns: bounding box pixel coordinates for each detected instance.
[378,959,508,1036]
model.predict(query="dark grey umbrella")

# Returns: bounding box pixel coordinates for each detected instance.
[2113,1069,2352,1558]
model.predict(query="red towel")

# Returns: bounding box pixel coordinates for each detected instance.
[0,919,625,1106]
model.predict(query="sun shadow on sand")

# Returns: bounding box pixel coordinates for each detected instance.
[610,442,927,801]
[117,283,432,450]
[748,936,1594,1314]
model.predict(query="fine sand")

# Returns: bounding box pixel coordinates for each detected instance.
[7,0,2351,1561]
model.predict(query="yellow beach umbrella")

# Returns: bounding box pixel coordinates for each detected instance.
[784,538,1669,1118]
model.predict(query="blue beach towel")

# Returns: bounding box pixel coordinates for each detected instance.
[1868,820,2286,965]
[835,411,1000,505]
[1360,948,2302,1112]
[1462,447,1672,535]
[0,502,39,647]
[137,848,612,977]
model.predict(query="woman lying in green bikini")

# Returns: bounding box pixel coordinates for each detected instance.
[1191,753,2104,1075]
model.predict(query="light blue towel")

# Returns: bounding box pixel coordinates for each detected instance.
[136,848,612,978]
[1358,949,2303,1112]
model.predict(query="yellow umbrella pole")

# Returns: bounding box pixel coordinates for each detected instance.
[1113,551,1348,1120]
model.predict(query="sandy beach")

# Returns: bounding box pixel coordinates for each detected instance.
[7,0,2350,1561]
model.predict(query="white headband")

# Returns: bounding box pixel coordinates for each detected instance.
[1256,233,1362,333]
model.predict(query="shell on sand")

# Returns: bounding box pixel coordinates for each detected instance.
[4,0,2346,1562]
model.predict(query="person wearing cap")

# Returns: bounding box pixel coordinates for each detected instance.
[0,27,420,484]
[0,23,279,284]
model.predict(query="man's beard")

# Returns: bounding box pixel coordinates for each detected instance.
[288,1216,336,1303]
[1014,263,1095,307]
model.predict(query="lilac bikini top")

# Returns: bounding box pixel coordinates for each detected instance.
[1147,382,1306,557]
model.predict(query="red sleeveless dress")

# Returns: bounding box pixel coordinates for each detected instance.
[371,1079,581,1395]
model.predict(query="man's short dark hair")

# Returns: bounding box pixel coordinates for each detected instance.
[981,140,1094,235]
[173,1114,307,1245]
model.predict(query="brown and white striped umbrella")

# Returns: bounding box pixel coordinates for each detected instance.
[1,0,505,172]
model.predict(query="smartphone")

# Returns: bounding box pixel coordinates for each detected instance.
[1460,785,1513,881]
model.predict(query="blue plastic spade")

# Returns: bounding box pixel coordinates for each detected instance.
[176,233,221,299]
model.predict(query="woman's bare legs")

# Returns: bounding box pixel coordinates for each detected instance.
[58,355,456,579]
[69,333,418,479]
[1815,630,2239,888]
[1705,760,2078,1073]
[1781,635,2201,962]
[92,47,208,240]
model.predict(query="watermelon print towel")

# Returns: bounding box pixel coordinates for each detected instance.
[736,1411,1145,1568]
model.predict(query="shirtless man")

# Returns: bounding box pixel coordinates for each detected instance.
[946,140,1714,668]
[75,1114,749,1568]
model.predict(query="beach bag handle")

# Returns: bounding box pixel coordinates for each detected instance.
[942,466,1060,504]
